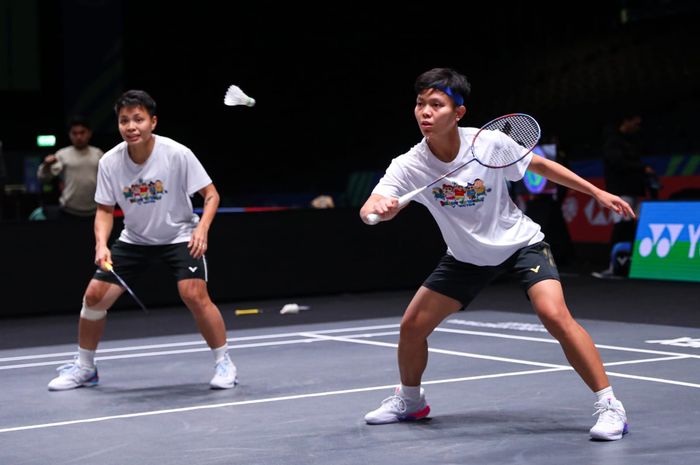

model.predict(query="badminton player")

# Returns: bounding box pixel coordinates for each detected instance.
[48,90,237,391]
[360,68,632,440]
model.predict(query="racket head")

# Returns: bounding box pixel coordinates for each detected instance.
[470,113,541,168]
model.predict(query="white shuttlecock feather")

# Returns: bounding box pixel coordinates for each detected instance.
[224,85,255,107]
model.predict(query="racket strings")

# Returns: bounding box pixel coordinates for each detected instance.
[475,115,541,168]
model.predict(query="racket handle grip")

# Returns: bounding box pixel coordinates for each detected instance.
[365,213,381,225]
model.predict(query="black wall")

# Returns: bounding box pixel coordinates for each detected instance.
[1,207,446,317]
[2,2,699,201]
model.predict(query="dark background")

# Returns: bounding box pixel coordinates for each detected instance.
[2,1,699,205]
[1,1,700,315]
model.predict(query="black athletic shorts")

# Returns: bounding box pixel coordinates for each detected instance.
[93,240,208,285]
[422,241,560,307]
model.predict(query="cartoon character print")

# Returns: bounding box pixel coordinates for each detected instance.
[432,178,491,207]
[122,178,168,204]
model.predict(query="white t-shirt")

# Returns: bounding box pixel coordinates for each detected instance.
[37,145,103,215]
[372,127,544,266]
[95,135,212,245]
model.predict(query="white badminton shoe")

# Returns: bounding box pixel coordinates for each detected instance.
[48,358,99,391]
[590,398,628,440]
[365,387,431,424]
[209,354,238,389]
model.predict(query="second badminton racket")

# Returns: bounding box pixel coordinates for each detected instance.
[104,262,148,314]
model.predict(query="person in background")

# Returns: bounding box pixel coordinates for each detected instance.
[592,111,655,279]
[37,116,103,220]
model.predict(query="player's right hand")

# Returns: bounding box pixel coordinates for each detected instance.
[44,154,57,164]
[95,246,112,271]
[373,196,399,217]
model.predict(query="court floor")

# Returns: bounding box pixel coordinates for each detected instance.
[2,287,700,465]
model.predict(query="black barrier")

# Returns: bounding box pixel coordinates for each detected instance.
[1,207,445,317]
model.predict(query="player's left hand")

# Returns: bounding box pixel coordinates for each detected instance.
[188,226,209,258]
[595,190,636,220]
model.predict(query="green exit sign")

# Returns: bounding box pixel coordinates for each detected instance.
[37,135,56,147]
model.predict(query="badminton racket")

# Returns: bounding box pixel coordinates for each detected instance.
[365,113,540,225]
[103,262,148,314]
[224,84,256,107]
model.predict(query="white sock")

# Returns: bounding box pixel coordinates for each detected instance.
[78,347,96,369]
[595,386,616,402]
[212,344,228,364]
[399,384,421,402]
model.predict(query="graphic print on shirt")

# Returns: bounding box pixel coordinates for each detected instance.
[122,178,168,204]
[432,178,490,208]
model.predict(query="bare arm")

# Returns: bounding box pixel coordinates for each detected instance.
[94,204,115,268]
[189,183,219,258]
[528,155,635,219]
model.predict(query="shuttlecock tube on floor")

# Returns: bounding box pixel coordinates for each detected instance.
[280,303,310,314]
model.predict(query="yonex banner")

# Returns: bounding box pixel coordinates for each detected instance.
[630,201,700,282]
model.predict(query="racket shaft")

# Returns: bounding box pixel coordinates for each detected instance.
[397,188,424,207]
[110,269,148,313]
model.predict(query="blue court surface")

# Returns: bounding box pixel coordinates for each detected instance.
[1,278,699,465]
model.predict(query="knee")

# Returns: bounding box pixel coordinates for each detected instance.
[538,306,575,338]
[180,286,208,309]
[84,288,105,308]
[400,315,430,341]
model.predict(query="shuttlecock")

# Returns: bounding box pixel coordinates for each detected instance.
[280,303,310,315]
[224,84,255,107]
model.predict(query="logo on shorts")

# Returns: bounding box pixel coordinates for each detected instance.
[188,266,198,273]
[529,265,541,273]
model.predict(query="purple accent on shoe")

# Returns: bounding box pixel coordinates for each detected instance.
[623,423,629,434]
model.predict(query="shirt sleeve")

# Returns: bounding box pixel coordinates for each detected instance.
[183,148,212,196]
[371,157,411,199]
[503,150,534,182]
[94,160,116,206]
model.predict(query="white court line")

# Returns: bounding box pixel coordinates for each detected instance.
[4,322,700,372]
[305,331,700,389]
[0,338,324,370]
[301,332,568,369]
[606,371,700,388]
[5,321,700,365]
[0,323,402,363]
[2,325,700,433]
[434,327,700,359]
[603,355,692,367]
[0,367,565,434]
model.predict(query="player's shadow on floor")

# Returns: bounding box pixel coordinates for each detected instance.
[425,410,586,436]
[97,383,236,405]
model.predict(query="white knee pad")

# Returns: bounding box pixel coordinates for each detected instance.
[80,298,107,321]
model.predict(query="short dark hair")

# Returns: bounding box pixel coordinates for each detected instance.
[414,68,471,106]
[114,90,157,116]
[68,115,91,130]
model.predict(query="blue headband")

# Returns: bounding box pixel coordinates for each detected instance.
[435,86,464,106]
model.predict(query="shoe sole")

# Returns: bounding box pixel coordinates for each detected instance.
[365,405,431,425]
[209,378,239,390]
[590,423,629,441]
[48,379,99,391]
